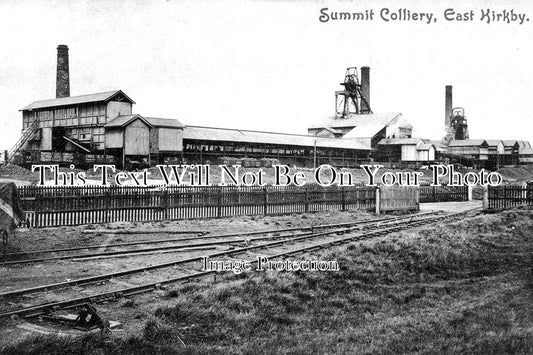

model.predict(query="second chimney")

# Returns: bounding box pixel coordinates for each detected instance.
[56,45,70,98]
[445,85,452,131]
[361,66,370,109]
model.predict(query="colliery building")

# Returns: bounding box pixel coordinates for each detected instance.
[7,45,533,170]
[10,46,374,168]
[16,86,371,168]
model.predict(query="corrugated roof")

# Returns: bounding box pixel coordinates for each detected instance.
[309,112,403,129]
[104,114,152,128]
[145,117,184,128]
[21,90,135,111]
[448,139,487,147]
[183,126,370,150]
[378,138,423,145]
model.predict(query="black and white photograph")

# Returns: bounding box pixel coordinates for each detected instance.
[0,0,532,353]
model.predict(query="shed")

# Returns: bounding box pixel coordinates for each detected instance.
[104,114,152,156]
[145,117,184,154]
[416,143,435,162]
[377,138,424,162]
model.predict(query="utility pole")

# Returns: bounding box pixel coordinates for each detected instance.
[313,140,317,170]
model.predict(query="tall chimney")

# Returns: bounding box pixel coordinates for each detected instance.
[361,66,370,109]
[56,45,70,98]
[445,85,452,131]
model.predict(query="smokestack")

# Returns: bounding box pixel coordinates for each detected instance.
[56,45,70,98]
[445,85,452,130]
[361,66,370,109]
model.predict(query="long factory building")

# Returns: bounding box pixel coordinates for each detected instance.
[16,88,375,168]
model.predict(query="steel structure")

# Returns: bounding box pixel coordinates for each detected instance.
[335,67,372,117]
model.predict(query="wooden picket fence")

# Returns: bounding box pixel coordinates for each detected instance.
[17,185,377,228]
[487,185,533,210]
[419,184,469,203]
[379,186,419,212]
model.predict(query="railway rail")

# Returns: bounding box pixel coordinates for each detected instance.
[0,209,477,319]
[0,212,438,297]
[0,212,438,266]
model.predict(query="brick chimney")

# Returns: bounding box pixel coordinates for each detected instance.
[56,45,70,98]
[445,85,452,131]
[360,66,370,108]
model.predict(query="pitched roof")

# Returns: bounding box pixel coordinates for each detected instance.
[417,143,434,151]
[342,123,387,138]
[319,127,343,135]
[485,140,504,147]
[104,114,152,128]
[448,139,488,147]
[423,140,448,150]
[517,141,531,149]
[378,138,423,145]
[145,117,184,128]
[21,90,135,111]
[309,112,403,129]
[182,126,370,150]
[502,140,518,147]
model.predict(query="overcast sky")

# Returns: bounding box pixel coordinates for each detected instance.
[0,0,532,151]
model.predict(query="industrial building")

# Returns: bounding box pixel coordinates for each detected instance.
[8,45,372,169]
[368,83,533,169]
[308,67,413,150]
[18,88,185,167]
[375,139,436,163]
[438,85,532,169]
[6,45,533,170]
[182,126,369,167]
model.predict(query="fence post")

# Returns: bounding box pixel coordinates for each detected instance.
[482,186,489,210]
[217,186,222,218]
[416,187,420,211]
[341,187,346,211]
[105,188,111,223]
[304,185,309,213]
[375,187,381,215]
[163,187,169,220]
[468,186,473,201]
[263,187,268,215]
[35,189,40,228]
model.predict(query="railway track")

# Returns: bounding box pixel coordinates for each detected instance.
[0,212,438,266]
[0,209,476,319]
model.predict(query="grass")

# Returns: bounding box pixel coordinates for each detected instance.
[3,209,533,354]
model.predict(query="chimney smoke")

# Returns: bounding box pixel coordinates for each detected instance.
[56,45,70,98]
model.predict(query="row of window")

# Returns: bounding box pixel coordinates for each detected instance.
[22,104,107,129]
[35,105,106,120]
[23,116,107,129]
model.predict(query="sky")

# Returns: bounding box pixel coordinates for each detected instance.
[0,0,532,151]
